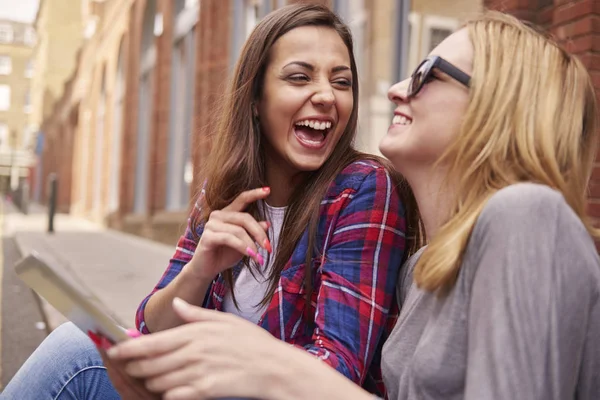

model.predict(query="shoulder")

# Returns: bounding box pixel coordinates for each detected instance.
[325,159,394,199]
[470,183,600,288]
[477,182,570,233]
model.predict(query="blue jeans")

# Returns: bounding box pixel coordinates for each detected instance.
[0,322,120,399]
[1,322,251,400]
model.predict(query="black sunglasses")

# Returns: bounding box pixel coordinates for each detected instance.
[408,56,471,98]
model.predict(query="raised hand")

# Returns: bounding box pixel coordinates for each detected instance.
[187,187,273,280]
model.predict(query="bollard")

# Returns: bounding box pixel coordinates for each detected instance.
[47,173,58,233]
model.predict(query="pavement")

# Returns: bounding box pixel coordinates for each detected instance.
[2,199,175,333]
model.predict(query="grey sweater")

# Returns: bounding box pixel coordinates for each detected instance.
[381,183,600,400]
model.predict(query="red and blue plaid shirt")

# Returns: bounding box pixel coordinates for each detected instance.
[136,160,406,396]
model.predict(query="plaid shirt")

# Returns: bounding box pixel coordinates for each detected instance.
[136,160,406,396]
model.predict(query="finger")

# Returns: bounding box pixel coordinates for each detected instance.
[202,231,261,264]
[164,386,200,400]
[212,212,270,253]
[107,328,190,360]
[223,187,270,212]
[205,220,258,254]
[125,338,198,378]
[172,297,232,323]
[145,364,201,393]
[100,349,161,400]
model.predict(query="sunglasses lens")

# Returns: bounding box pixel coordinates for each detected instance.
[409,60,431,97]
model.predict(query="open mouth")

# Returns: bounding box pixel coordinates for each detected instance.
[293,119,334,149]
[392,114,412,126]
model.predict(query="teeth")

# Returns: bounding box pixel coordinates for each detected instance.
[392,115,412,125]
[295,119,333,131]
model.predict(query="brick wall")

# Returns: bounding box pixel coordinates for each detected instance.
[191,0,232,194]
[486,0,600,227]
[121,1,145,216]
[149,0,174,215]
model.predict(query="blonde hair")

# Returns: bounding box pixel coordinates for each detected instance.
[414,11,599,293]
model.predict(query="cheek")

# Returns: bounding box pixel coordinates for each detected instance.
[338,93,354,121]
[418,98,465,146]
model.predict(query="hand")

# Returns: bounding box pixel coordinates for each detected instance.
[189,187,272,280]
[107,298,282,400]
[99,349,161,400]
[88,333,161,400]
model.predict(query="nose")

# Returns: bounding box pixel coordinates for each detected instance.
[388,78,410,104]
[311,85,336,108]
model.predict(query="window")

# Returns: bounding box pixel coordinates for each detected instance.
[0,55,11,75]
[0,123,7,150]
[0,24,13,43]
[24,89,31,113]
[24,27,36,46]
[24,59,33,78]
[421,16,459,56]
[245,1,260,38]
[429,27,453,51]
[0,85,10,111]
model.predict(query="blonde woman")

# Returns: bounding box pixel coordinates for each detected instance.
[105,12,600,400]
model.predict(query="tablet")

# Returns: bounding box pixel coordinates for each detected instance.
[15,252,130,343]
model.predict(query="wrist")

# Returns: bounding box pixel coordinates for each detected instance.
[182,258,215,283]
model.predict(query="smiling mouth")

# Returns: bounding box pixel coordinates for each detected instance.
[293,119,334,148]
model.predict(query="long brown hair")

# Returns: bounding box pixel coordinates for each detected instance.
[193,4,422,317]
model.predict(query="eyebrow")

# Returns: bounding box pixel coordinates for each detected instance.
[282,61,351,73]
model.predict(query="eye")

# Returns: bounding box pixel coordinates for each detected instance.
[288,74,310,82]
[333,79,352,88]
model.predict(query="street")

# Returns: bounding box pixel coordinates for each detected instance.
[0,204,47,389]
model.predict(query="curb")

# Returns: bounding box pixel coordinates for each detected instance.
[13,235,67,333]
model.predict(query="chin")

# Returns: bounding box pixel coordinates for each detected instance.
[290,156,327,172]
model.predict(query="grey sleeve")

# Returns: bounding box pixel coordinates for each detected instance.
[463,184,600,400]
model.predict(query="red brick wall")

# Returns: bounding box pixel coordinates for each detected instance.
[191,0,231,195]
[148,0,174,214]
[486,0,600,228]
[121,0,145,215]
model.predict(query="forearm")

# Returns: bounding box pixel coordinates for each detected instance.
[265,341,373,400]
[142,263,212,332]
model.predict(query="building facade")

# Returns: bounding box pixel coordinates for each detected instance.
[34,0,599,246]
[30,0,84,202]
[0,19,36,194]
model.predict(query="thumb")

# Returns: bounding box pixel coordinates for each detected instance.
[172,297,226,323]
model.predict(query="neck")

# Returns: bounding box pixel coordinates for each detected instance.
[406,167,452,240]
[264,156,307,208]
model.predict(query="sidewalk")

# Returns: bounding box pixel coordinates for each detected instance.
[2,199,175,332]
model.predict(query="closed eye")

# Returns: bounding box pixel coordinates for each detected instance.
[333,79,352,88]
[288,74,310,82]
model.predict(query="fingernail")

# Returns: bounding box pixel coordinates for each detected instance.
[262,187,270,192]
[266,221,271,229]
[256,253,265,266]
[246,247,258,259]
[263,239,272,253]
[87,331,101,347]
[126,329,142,339]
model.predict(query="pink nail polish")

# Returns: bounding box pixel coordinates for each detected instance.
[246,247,258,258]
[256,253,265,266]
[126,329,142,338]
[263,239,272,254]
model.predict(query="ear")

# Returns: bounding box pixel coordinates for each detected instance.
[251,102,259,118]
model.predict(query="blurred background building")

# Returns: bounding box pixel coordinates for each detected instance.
[0,19,36,196]
[7,0,598,246]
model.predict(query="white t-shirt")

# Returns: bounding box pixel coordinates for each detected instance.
[222,202,286,324]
